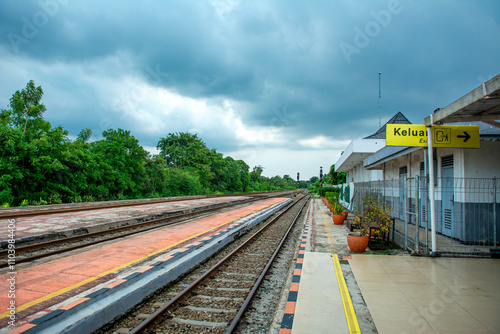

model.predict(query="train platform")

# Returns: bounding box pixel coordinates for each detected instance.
[0,197,290,333]
[0,196,251,243]
[278,198,500,334]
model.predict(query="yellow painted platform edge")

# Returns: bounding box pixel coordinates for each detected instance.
[332,254,361,334]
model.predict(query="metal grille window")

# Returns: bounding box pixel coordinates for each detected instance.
[442,155,453,168]
[352,176,499,257]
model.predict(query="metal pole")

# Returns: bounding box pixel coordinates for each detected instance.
[427,125,438,256]
[494,176,497,248]
[378,72,381,128]
[297,172,300,194]
[415,175,420,252]
[320,166,323,188]
[404,177,408,249]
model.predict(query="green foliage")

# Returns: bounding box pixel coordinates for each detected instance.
[325,164,346,185]
[318,187,340,197]
[1,81,303,206]
[77,128,93,143]
[325,191,344,214]
[358,191,393,238]
[157,132,211,169]
[49,193,62,204]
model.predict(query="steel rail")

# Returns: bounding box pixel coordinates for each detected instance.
[225,195,309,333]
[0,190,290,219]
[129,195,308,334]
[0,195,283,268]
[0,195,211,219]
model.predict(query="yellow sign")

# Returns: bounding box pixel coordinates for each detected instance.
[386,124,480,148]
[386,124,428,146]
[432,125,480,148]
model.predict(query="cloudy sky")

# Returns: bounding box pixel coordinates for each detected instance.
[1,0,499,180]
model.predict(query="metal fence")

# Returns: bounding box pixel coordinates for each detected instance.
[350,177,499,257]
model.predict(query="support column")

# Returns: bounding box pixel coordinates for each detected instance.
[427,126,438,256]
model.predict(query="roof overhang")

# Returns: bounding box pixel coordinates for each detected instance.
[424,74,500,127]
[363,146,422,170]
[335,138,385,173]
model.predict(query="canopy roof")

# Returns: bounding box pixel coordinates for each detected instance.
[424,74,500,127]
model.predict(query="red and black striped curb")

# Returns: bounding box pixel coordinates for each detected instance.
[279,201,312,334]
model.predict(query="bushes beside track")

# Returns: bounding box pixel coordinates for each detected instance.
[0,81,299,207]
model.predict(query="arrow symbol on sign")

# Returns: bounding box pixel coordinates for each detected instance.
[457,131,471,142]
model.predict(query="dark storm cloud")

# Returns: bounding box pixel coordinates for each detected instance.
[1,0,499,178]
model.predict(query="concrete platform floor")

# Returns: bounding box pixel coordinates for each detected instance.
[350,255,500,334]
[0,198,286,333]
[0,196,251,242]
[282,198,500,334]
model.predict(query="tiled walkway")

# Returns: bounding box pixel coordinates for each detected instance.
[285,198,500,334]
[1,196,249,241]
[292,252,349,333]
[349,255,500,333]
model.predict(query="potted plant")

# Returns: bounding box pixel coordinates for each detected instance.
[347,216,369,252]
[362,196,392,239]
[326,192,346,225]
[347,193,393,252]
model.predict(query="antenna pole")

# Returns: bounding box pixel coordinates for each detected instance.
[378,72,381,128]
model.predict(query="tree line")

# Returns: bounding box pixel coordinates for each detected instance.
[0,81,304,207]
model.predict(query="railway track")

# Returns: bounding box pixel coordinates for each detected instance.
[0,192,294,269]
[97,194,309,334]
[0,191,290,220]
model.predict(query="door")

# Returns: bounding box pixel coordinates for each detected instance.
[399,166,407,220]
[441,155,454,237]
[419,162,428,228]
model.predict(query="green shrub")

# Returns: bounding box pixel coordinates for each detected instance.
[48,193,63,204]
[0,189,14,206]
[325,191,345,214]
[318,187,341,197]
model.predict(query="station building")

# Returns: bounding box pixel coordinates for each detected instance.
[335,74,500,256]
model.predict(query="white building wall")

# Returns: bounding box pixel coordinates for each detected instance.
[371,142,499,204]
[347,163,383,183]
[463,141,500,178]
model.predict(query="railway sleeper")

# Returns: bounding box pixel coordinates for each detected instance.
[194,295,244,302]
[184,305,237,314]
[220,271,258,279]
[213,278,254,284]
[205,286,250,293]
[190,297,242,309]
[172,306,235,323]
[171,317,227,329]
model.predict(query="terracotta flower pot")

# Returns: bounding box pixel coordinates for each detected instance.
[342,210,349,218]
[347,233,369,253]
[332,214,346,225]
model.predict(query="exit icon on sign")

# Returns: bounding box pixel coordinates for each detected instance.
[386,124,479,148]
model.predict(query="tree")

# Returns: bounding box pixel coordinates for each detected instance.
[325,164,346,185]
[157,132,212,169]
[236,160,250,192]
[210,154,244,193]
[250,165,264,183]
[282,174,295,189]
[7,80,47,136]
[1,81,301,205]
[91,129,148,198]
[77,128,93,143]
[0,80,69,204]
